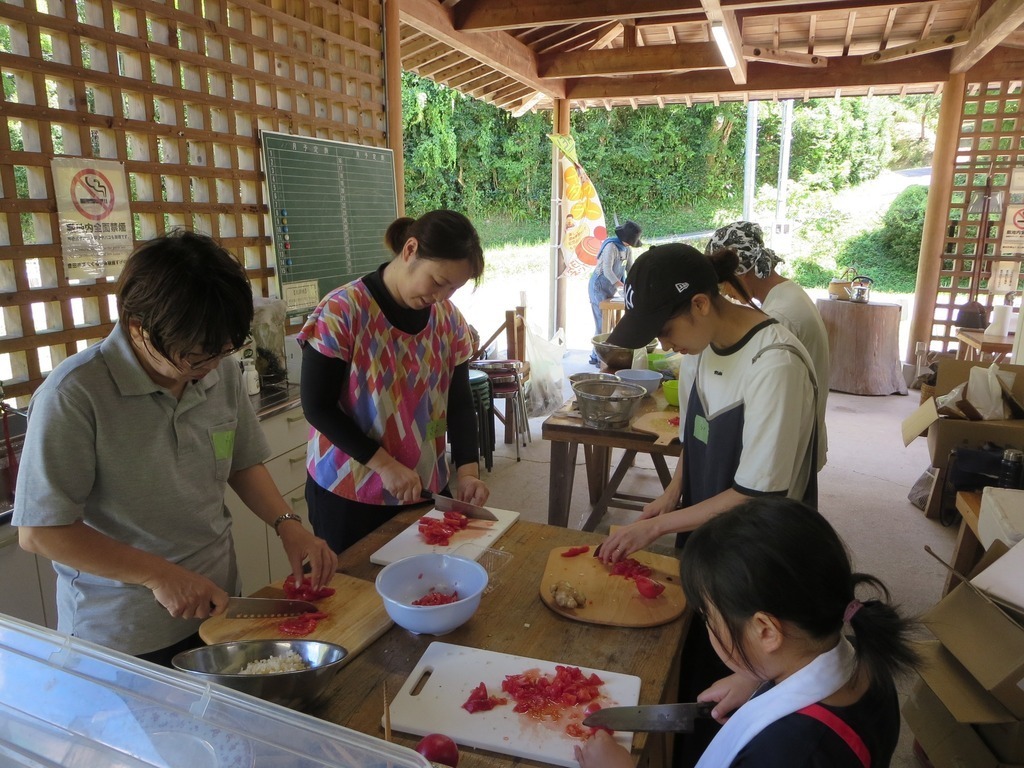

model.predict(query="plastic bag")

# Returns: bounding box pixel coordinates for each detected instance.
[966,364,1013,420]
[524,324,565,417]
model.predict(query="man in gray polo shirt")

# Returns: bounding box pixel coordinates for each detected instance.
[13,231,337,664]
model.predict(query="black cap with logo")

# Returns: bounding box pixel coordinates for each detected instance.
[606,243,719,348]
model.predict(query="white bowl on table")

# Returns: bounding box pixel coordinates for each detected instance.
[375,553,488,635]
[614,368,663,396]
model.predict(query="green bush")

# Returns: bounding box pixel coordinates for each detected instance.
[790,258,834,288]
[837,185,927,292]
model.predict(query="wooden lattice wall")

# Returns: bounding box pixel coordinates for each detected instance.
[0,0,386,404]
[931,77,1024,352]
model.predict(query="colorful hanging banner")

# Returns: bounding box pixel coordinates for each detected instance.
[549,134,608,278]
[52,157,133,280]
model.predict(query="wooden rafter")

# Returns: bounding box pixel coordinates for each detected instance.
[538,41,721,77]
[398,0,566,98]
[951,0,1024,73]
[743,45,827,67]
[863,29,969,65]
[453,0,703,32]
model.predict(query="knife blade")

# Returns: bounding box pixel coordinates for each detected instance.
[582,702,716,733]
[421,491,499,521]
[224,596,319,619]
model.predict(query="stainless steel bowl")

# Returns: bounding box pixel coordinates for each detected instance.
[568,372,621,387]
[571,380,647,428]
[172,639,348,710]
[592,333,658,370]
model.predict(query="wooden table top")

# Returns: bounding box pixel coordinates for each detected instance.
[955,491,982,538]
[955,329,1015,352]
[283,509,689,768]
[543,392,683,456]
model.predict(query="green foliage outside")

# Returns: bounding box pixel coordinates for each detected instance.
[401,73,938,292]
[836,185,929,293]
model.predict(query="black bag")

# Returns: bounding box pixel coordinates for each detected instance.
[948,444,1005,491]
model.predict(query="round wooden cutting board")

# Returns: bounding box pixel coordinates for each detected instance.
[539,546,686,627]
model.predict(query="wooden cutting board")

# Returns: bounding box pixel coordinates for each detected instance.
[630,409,681,446]
[199,573,393,660]
[369,506,519,566]
[539,546,685,627]
[388,642,641,768]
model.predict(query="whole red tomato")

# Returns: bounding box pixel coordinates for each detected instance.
[415,733,460,768]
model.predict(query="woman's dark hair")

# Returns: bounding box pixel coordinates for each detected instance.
[707,248,755,306]
[680,497,920,684]
[385,210,485,286]
[117,230,254,360]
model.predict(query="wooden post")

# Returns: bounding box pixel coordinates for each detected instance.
[550,100,571,339]
[907,73,965,362]
[383,0,405,216]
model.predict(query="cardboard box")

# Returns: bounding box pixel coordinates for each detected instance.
[903,360,1024,466]
[903,676,1021,768]
[923,544,1024,719]
[980,721,1024,764]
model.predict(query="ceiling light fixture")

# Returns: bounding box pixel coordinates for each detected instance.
[711,22,737,68]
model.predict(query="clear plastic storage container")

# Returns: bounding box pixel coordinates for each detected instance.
[0,614,429,768]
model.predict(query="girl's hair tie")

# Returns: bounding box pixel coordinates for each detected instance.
[843,599,863,623]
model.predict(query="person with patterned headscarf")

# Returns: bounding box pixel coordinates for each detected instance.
[706,221,829,469]
[298,210,489,553]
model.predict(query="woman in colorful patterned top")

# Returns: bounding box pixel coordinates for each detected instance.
[298,210,488,553]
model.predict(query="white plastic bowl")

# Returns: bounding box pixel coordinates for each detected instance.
[614,368,663,396]
[375,554,488,635]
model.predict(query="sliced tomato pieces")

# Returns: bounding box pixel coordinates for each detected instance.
[560,545,590,558]
[412,589,460,606]
[609,558,652,580]
[442,510,470,529]
[462,682,507,713]
[634,575,666,599]
[668,416,680,427]
[418,516,457,546]
[499,665,605,720]
[283,574,336,601]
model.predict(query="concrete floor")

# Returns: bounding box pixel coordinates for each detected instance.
[479,348,955,768]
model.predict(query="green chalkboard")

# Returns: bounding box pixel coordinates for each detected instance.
[260,131,397,322]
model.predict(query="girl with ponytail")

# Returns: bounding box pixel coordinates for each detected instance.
[578,497,919,768]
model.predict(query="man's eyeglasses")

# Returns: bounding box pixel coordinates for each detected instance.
[144,332,251,372]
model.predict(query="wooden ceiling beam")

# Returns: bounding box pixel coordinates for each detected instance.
[724,0,922,11]
[453,0,703,32]
[539,41,721,77]
[742,45,827,67]
[863,29,969,65]
[702,2,748,84]
[951,0,1024,73]
[399,0,565,98]
[567,48,952,99]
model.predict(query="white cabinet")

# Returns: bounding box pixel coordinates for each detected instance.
[228,403,310,595]
[0,525,58,629]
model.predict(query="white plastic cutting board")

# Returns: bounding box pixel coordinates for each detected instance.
[369,507,519,566]
[387,642,641,767]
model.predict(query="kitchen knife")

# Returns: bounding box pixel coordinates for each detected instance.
[582,702,716,732]
[421,491,499,521]
[224,596,319,619]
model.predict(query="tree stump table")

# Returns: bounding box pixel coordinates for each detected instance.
[816,298,908,396]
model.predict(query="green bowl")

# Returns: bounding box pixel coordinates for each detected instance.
[662,379,680,407]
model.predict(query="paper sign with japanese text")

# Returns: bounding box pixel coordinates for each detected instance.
[52,158,133,280]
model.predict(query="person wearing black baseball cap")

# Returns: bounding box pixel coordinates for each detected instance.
[587,219,642,365]
[600,242,821,767]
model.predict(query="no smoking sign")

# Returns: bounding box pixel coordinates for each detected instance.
[70,169,116,221]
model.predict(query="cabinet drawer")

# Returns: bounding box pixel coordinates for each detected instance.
[260,407,309,459]
[266,444,308,494]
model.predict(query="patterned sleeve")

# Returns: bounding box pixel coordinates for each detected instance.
[297,286,356,363]
[449,303,475,367]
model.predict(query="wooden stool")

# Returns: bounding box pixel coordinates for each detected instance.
[599,299,624,333]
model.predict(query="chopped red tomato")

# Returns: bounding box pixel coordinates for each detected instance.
[609,558,652,580]
[283,574,336,601]
[560,546,590,558]
[277,611,329,636]
[565,723,589,738]
[668,416,680,427]
[418,516,457,546]
[412,589,460,606]
[462,682,507,713]
[634,575,665,598]
[442,510,469,529]
[500,665,605,720]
